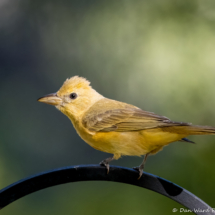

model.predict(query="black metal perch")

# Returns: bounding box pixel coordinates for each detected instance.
[0,165,213,214]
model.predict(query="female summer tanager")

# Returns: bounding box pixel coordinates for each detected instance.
[38,76,215,178]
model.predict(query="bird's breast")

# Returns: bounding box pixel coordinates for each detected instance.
[71,119,185,156]
[74,124,155,156]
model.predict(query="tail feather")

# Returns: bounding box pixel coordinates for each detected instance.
[180,138,195,144]
[162,125,215,135]
[186,125,215,135]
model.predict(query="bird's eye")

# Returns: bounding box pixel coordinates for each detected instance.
[70,93,78,100]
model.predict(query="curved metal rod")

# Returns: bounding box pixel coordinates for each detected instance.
[0,165,213,214]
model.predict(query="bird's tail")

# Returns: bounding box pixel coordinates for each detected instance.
[185,125,215,135]
[162,125,215,135]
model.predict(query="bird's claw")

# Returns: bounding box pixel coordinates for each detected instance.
[100,161,110,174]
[133,166,143,180]
[133,166,139,171]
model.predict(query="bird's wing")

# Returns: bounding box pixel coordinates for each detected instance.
[82,99,190,132]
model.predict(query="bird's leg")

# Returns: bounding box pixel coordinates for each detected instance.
[133,153,149,179]
[99,156,115,174]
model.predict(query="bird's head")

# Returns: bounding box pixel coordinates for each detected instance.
[38,76,103,120]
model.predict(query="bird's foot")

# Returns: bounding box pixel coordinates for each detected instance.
[100,160,110,174]
[99,156,115,174]
[133,166,144,180]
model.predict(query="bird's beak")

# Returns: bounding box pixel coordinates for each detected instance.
[37,93,62,106]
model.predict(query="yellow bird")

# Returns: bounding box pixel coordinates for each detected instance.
[38,76,215,179]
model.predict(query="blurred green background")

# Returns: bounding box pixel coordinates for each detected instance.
[1,0,215,214]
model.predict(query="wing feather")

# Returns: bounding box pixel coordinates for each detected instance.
[82,99,191,132]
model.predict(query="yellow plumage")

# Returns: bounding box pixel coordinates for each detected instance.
[38,76,215,178]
